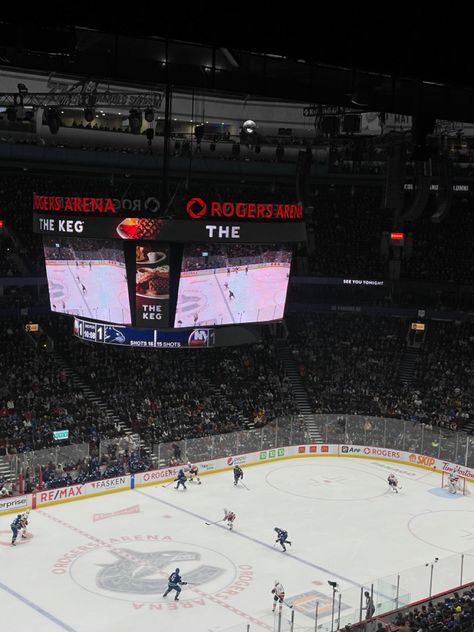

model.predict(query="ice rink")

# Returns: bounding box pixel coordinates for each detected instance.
[175,265,290,327]
[45,260,131,324]
[1,457,473,632]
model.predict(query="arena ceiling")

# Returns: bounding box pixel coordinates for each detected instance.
[1,11,474,123]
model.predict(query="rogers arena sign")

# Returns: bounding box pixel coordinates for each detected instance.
[186,198,303,221]
[33,194,161,215]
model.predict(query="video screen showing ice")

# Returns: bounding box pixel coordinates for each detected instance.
[174,243,292,327]
[43,237,131,325]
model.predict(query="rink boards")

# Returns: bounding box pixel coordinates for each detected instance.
[2,444,473,516]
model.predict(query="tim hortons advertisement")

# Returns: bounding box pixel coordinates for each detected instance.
[33,214,306,243]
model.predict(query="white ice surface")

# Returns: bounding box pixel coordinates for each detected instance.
[1,457,473,632]
[174,265,290,327]
[45,260,131,324]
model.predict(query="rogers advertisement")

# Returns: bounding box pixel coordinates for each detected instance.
[135,244,170,327]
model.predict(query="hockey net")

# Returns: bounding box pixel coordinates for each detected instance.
[441,471,470,495]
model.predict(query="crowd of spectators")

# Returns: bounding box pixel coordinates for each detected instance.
[38,444,151,491]
[387,585,474,632]
[288,314,473,431]
[0,322,125,455]
[51,317,298,448]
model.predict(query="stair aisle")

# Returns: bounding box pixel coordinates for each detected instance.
[276,341,324,443]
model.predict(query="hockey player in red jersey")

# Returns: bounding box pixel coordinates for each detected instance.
[223,508,236,530]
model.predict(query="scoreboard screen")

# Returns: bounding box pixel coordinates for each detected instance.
[34,192,306,338]
[43,237,131,325]
[174,244,291,327]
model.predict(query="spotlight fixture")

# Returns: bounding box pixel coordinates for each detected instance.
[242,119,257,135]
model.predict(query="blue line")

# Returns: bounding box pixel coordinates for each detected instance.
[0,580,77,631]
[135,488,362,588]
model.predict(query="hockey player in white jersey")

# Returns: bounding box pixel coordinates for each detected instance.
[186,461,201,484]
[20,511,30,538]
[272,581,286,613]
[448,472,459,494]
[387,474,400,493]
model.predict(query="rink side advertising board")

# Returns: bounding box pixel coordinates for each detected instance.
[3,444,473,514]
[33,214,306,243]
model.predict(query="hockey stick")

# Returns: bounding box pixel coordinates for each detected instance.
[161,481,175,488]
[240,481,250,491]
[205,519,224,526]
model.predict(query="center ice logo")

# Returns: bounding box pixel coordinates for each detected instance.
[65,538,237,603]
[186,197,207,219]
[97,549,224,594]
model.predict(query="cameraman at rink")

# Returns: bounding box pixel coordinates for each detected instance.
[362,591,375,619]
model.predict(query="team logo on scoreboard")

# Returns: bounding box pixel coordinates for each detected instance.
[105,327,126,344]
[186,197,207,219]
[188,329,214,347]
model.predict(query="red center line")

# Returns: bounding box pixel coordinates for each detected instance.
[37,509,273,631]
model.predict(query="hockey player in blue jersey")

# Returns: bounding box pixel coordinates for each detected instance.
[11,514,24,546]
[163,568,187,600]
[175,469,187,490]
[233,465,244,486]
[274,527,292,552]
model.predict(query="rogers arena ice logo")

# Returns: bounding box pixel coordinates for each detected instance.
[53,536,253,609]
[186,197,207,219]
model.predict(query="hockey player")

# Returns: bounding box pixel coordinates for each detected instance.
[448,471,459,494]
[20,511,30,538]
[223,508,236,530]
[175,469,187,491]
[387,473,399,493]
[272,580,285,613]
[10,514,24,546]
[187,462,201,484]
[163,568,187,601]
[233,465,244,486]
[274,527,292,552]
